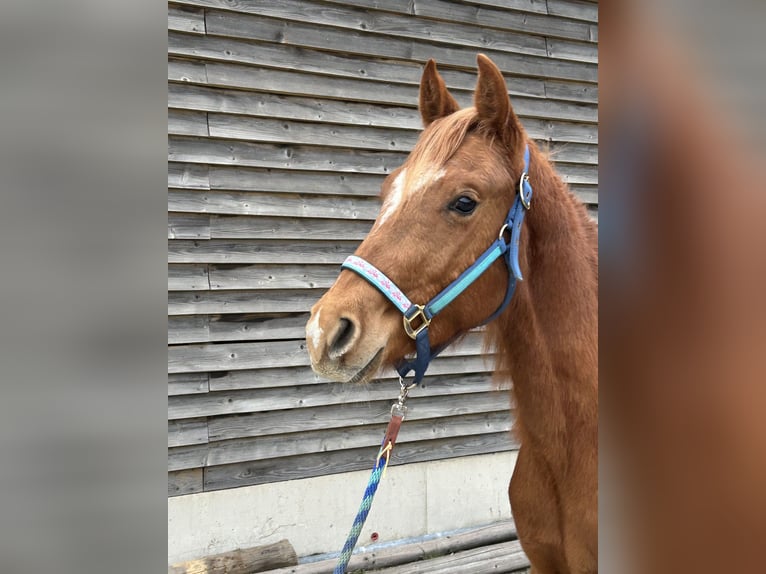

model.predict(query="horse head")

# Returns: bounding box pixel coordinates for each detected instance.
[306,55,531,385]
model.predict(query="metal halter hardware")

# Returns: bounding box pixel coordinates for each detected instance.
[341,144,533,387]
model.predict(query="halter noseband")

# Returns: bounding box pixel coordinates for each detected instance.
[341,145,534,386]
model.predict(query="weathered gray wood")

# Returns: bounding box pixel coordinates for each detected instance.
[169,372,209,396]
[169,162,210,190]
[169,264,210,291]
[169,213,211,239]
[169,418,208,447]
[544,78,598,103]
[370,539,529,573]
[414,0,594,42]
[208,264,341,290]
[546,37,598,64]
[168,539,297,574]
[207,113,418,152]
[207,313,309,341]
[168,58,208,84]
[168,190,382,220]
[207,165,383,196]
[169,135,405,174]
[205,390,511,440]
[169,315,211,344]
[202,432,515,491]
[169,468,203,496]
[170,411,512,470]
[546,0,599,23]
[263,520,519,574]
[169,108,209,137]
[168,4,206,35]
[206,12,596,83]
[209,216,373,240]
[179,0,550,58]
[168,338,310,375]
[570,185,599,205]
[168,240,359,265]
[168,83,423,130]
[436,0,548,15]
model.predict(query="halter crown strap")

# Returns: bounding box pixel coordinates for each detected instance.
[341,144,533,385]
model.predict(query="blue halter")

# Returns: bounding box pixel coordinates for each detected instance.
[341,145,533,386]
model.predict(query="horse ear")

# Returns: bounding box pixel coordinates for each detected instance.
[419,59,460,127]
[474,54,523,150]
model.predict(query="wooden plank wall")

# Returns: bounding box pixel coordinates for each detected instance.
[168,0,598,496]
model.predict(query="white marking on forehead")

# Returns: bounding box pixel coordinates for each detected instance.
[414,167,446,193]
[306,309,323,352]
[376,168,407,228]
[374,166,447,230]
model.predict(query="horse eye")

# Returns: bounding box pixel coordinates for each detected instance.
[450,195,477,215]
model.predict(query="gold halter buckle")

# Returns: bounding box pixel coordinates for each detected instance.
[403,304,430,339]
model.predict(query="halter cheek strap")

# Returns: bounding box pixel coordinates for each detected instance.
[341,145,533,386]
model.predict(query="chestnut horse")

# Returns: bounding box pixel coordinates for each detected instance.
[306,55,598,573]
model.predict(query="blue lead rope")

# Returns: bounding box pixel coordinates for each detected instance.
[333,386,410,573]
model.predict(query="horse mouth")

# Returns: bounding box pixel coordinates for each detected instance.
[345,348,385,384]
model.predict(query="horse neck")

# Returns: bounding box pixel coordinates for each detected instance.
[487,143,598,446]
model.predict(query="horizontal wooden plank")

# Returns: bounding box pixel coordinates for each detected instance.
[168,189,382,219]
[168,212,211,239]
[546,0,599,23]
[169,135,405,174]
[546,37,598,64]
[168,161,209,190]
[545,79,598,104]
[168,57,208,84]
[170,411,512,470]
[169,312,314,344]
[168,109,208,137]
[168,315,210,344]
[202,431,516,491]
[168,372,209,396]
[569,185,599,205]
[372,539,528,574]
[208,216,372,240]
[168,338,309,374]
[169,468,203,496]
[168,289,320,317]
[168,4,205,35]
[168,83,424,130]
[169,417,208,447]
[324,0,548,16]
[208,264,341,290]
[169,264,209,291]
[206,354,496,391]
[168,239,358,265]
[206,113,417,152]
[413,0,594,42]
[180,0,550,58]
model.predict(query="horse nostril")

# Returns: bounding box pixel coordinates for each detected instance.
[329,317,357,359]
